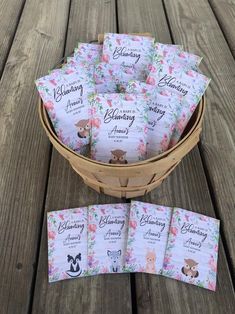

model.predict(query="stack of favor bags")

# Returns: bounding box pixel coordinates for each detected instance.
[36,33,210,162]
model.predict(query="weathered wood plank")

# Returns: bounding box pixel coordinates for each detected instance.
[32,1,132,313]
[118,0,235,312]
[209,0,235,58]
[117,0,172,43]
[164,0,235,275]
[0,0,26,75]
[135,149,235,313]
[0,0,70,313]
[32,152,132,314]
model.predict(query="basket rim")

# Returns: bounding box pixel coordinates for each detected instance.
[38,95,205,168]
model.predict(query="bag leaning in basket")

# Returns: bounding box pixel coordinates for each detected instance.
[38,34,206,199]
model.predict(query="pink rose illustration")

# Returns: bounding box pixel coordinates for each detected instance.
[124,68,133,75]
[124,94,134,101]
[186,70,194,77]
[131,36,140,41]
[160,90,169,96]
[64,137,70,145]
[146,76,155,85]
[209,256,217,272]
[178,52,186,58]
[65,69,74,75]
[94,74,103,84]
[169,66,174,74]
[59,214,64,220]
[107,99,112,107]
[171,123,176,132]
[129,220,137,229]
[160,134,169,151]
[88,224,97,233]
[176,274,182,280]
[131,82,137,88]
[44,101,54,111]
[102,54,110,63]
[150,65,157,73]
[170,226,178,236]
[208,281,216,291]
[49,79,57,86]
[108,69,114,76]
[101,266,109,273]
[177,114,186,131]
[48,231,56,240]
[101,208,106,215]
[190,104,196,112]
[143,207,148,213]
[92,118,101,128]
[116,38,121,45]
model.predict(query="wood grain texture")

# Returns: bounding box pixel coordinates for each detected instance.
[0,0,70,313]
[118,0,172,43]
[209,0,235,57]
[0,0,26,75]
[32,1,132,313]
[164,0,235,275]
[118,0,235,312]
[135,149,235,313]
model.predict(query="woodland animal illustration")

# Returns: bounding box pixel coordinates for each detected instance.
[107,250,121,272]
[75,119,90,138]
[145,249,157,273]
[109,149,128,164]
[66,253,82,277]
[181,258,199,278]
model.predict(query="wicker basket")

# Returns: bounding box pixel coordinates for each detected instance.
[38,96,205,198]
[38,33,206,198]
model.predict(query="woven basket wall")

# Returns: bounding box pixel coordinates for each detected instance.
[38,33,205,198]
[38,95,205,198]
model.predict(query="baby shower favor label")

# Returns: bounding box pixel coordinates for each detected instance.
[47,207,88,282]
[146,59,210,145]
[102,33,154,80]
[88,204,130,275]
[90,93,148,163]
[125,201,172,274]
[126,81,182,157]
[162,208,219,291]
[36,65,95,153]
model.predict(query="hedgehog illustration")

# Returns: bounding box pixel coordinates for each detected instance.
[181,258,199,278]
[75,119,90,138]
[109,149,128,164]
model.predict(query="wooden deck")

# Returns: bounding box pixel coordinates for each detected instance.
[0,0,234,313]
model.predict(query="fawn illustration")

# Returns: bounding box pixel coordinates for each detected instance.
[146,249,157,273]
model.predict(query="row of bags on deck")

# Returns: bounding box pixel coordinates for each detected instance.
[48,201,219,291]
